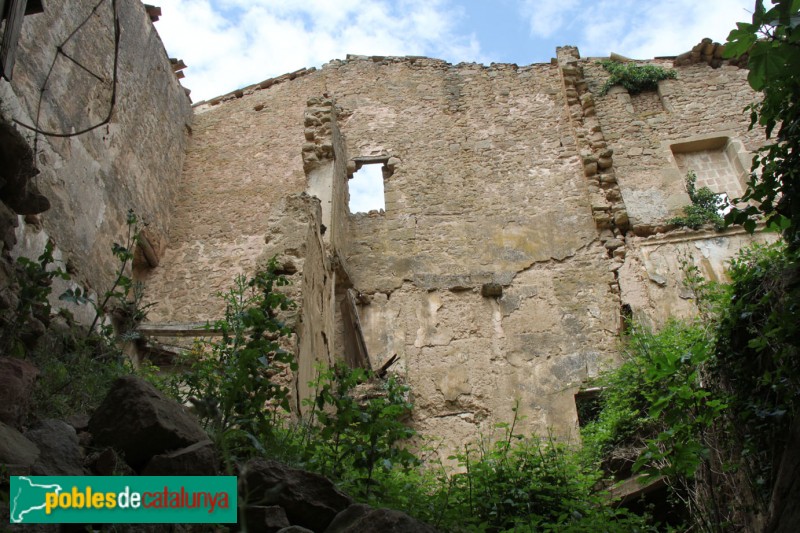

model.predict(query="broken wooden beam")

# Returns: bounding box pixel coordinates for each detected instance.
[144,4,161,22]
[170,58,187,72]
[137,322,222,337]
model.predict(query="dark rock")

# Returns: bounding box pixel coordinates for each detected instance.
[0,421,39,467]
[66,413,90,431]
[0,356,39,427]
[481,283,503,298]
[243,505,290,533]
[242,460,353,532]
[88,375,208,471]
[0,200,19,254]
[25,419,85,475]
[0,120,50,215]
[325,504,439,533]
[86,447,135,476]
[142,439,218,475]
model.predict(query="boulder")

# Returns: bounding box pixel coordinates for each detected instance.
[0,356,39,427]
[0,421,39,468]
[276,527,314,533]
[88,376,208,470]
[25,419,85,475]
[242,460,353,532]
[243,505,290,533]
[142,439,218,475]
[325,504,439,533]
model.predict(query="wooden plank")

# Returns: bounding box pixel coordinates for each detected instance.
[144,4,161,22]
[137,322,223,337]
[1,0,28,81]
[346,288,372,370]
[609,475,666,504]
[170,58,187,71]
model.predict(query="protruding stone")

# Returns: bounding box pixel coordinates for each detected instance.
[25,419,85,475]
[325,504,439,533]
[481,283,503,298]
[0,357,39,427]
[88,376,208,471]
[242,460,353,533]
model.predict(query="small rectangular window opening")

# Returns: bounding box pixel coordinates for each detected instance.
[575,387,604,427]
[349,163,386,214]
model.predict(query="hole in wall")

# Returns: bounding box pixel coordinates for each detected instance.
[348,163,386,213]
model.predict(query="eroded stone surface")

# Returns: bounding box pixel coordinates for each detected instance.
[142,48,764,456]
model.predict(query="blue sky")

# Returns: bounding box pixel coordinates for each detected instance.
[155,0,754,103]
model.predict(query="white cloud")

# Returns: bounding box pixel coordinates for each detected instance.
[518,0,754,59]
[349,164,386,213]
[154,0,483,101]
[520,0,581,38]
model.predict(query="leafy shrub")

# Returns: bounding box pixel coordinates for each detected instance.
[669,171,726,230]
[167,258,296,468]
[713,241,800,504]
[299,363,418,499]
[599,60,677,95]
[0,211,155,420]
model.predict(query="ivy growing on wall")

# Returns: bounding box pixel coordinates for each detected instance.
[599,60,677,95]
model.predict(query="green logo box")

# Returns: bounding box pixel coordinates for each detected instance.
[10,476,237,524]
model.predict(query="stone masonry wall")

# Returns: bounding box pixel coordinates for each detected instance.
[1,0,191,301]
[143,46,766,454]
[583,58,760,234]
[145,55,623,452]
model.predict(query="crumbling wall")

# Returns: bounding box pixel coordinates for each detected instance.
[144,47,765,453]
[578,53,769,327]
[143,75,326,322]
[0,0,191,303]
[331,57,618,446]
[583,58,760,234]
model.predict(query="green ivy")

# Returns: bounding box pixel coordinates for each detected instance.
[724,0,800,247]
[599,60,677,95]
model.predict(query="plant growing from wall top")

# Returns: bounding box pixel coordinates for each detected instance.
[669,171,726,230]
[598,60,677,95]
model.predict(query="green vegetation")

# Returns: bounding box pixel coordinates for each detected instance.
[1,211,153,420]
[598,60,677,95]
[724,0,800,246]
[166,259,296,470]
[668,171,726,230]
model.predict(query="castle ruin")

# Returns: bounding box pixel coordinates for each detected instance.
[1,1,774,453]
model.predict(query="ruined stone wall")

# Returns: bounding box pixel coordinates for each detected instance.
[146,56,623,451]
[574,54,771,327]
[1,0,191,301]
[142,75,327,321]
[143,46,768,453]
[583,59,761,233]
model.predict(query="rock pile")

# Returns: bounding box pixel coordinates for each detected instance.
[0,369,437,532]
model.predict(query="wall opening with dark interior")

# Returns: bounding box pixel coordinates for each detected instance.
[348,159,389,213]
